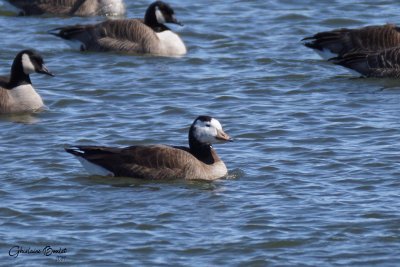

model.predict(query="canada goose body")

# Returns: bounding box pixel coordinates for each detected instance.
[65,116,233,180]
[0,50,53,114]
[51,1,186,56]
[6,0,125,17]
[303,24,400,59]
[331,47,400,78]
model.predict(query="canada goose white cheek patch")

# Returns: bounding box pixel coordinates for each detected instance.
[155,7,166,24]
[21,54,36,74]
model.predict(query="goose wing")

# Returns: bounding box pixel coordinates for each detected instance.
[0,76,11,113]
[65,145,201,179]
[8,0,81,15]
[303,24,400,57]
[331,46,400,77]
[52,19,159,53]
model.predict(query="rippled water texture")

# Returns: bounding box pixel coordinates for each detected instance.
[1,0,400,266]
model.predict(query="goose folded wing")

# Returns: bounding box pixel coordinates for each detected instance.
[78,145,198,179]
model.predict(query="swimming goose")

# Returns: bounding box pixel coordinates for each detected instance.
[303,24,400,59]
[65,116,233,180]
[6,0,125,17]
[50,1,187,56]
[0,50,54,114]
[330,47,400,78]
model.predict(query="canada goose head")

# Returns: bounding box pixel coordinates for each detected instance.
[189,116,233,148]
[8,50,53,88]
[13,50,54,77]
[145,1,183,30]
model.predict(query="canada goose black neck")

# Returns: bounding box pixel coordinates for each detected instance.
[8,52,32,89]
[144,1,172,32]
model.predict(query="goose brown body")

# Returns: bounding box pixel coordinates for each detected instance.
[54,19,167,53]
[6,0,125,16]
[65,145,227,180]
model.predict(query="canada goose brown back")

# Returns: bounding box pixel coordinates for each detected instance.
[0,50,54,114]
[50,1,187,56]
[65,116,233,180]
[7,0,125,17]
[303,24,400,59]
[331,47,400,78]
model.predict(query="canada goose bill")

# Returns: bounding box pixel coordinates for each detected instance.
[49,1,187,56]
[302,24,400,60]
[65,116,233,180]
[0,49,54,114]
[5,0,126,17]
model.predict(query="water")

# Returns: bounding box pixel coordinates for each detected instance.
[1,0,400,266]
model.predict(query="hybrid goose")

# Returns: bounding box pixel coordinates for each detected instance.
[331,47,400,78]
[65,116,233,180]
[0,50,54,114]
[6,0,125,17]
[303,24,400,59]
[50,1,187,56]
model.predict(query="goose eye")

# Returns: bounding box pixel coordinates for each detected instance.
[205,124,211,127]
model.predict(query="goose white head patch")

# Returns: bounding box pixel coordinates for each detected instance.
[21,53,36,75]
[155,6,166,24]
[193,118,223,144]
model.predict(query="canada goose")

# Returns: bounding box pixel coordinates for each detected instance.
[330,47,400,78]
[0,50,54,114]
[303,24,400,59]
[6,0,125,17]
[65,116,233,180]
[50,1,187,56]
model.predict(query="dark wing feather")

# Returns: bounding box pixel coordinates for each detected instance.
[8,0,81,15]
[303,24,400,56]
[52,19,159,53]
[66,145,199,179]
[331,46,400,77]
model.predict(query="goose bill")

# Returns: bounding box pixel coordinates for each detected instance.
[38,64,54,76]
[216,129,233,142]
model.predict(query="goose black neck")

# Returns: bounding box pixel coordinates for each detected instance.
[188,128,215,164]
[144,4,170,32]
[8,57,31,88]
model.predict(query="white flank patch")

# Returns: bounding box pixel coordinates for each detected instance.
[155,7,166,24]
[21,54,36,74]
[315,48,337,60]
[76,156,114,177]
[156,31,187,56]
[9,84,43,111]
[66,40,86,51]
